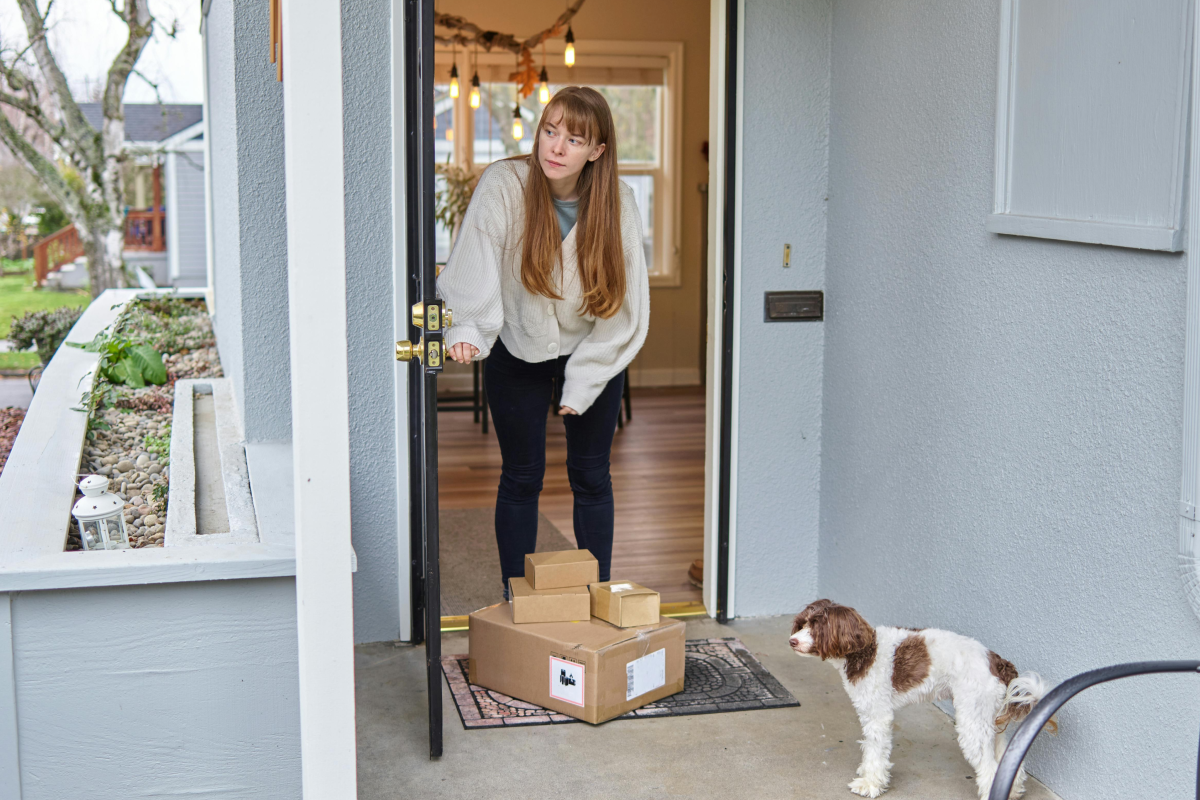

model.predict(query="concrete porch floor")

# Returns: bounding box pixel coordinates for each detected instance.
[356,615,1061,800]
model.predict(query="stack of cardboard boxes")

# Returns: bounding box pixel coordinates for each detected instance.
[468,549,686,724]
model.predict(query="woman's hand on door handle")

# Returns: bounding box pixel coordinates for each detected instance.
[446,342,479,364]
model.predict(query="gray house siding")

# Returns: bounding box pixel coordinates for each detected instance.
[12,579,301,798]
[205,0,292,445]
[171,149,208,287]
[343,0,402,645]
[733,0,830,616]
[818,2,1194,799]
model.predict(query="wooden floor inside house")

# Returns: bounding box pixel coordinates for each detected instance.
[438,385,705,604]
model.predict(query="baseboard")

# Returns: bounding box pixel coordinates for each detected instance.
[438,366,702,394]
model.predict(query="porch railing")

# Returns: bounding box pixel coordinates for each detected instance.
[32,224,84,285]
[33,211,168,285]
[989,660,1200,800]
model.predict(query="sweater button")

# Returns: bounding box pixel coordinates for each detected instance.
[546,303,555,316]
[547,342,558,354]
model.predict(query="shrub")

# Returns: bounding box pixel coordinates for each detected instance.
[7,306,83,365]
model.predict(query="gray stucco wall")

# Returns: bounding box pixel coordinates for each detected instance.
[343,0,401,644]
[818,2,1195,799]
[173,149,208,287]
[204,0,292,444]
[733,0,830,616]
[12,579,300,798]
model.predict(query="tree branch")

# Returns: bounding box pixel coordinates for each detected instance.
[15,0,97,163]
[0,109,80,220]
[103,0,153,136]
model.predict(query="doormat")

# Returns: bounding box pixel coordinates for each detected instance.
[441,637,799,728]
[440,508,574,616]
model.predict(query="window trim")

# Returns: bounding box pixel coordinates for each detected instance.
[434,40,684,287]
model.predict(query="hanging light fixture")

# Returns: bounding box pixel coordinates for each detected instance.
[469,44,481,109]
[538,67,551,105]
[449,64,460,99]
[512,104,524,140]
[564,25,575,67]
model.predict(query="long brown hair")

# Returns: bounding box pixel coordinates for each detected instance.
[516,86,625,319]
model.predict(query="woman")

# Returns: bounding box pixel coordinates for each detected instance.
[437,86,650,596]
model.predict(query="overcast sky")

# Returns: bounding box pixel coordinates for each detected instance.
[0,0,204,105]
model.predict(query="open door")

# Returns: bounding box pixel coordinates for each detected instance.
[398,0,444,760]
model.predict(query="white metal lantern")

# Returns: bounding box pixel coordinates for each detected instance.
[71,475,131,551]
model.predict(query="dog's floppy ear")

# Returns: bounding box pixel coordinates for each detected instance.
[811,605,876,660]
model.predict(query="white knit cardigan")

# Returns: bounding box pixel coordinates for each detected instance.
[437,158,650,414]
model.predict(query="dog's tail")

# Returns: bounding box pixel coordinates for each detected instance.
[996,672,1057,734]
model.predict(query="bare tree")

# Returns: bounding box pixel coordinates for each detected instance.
[0,0,156,295]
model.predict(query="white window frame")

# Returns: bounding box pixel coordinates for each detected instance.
[434,40,684,287]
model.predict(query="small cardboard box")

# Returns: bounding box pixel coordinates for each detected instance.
[509,577,591,623]
[524,549,599,590]
[590,581,661,628]
[468,602,685,724]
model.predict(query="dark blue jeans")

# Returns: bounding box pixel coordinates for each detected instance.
[486,337,624,590]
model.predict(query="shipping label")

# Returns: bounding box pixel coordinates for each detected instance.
[549,656,585,707]
[625,648,666,701]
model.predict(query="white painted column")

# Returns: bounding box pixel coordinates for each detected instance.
[280,1,358,796]
[0,594,21,799]
[1179,0,1200,617]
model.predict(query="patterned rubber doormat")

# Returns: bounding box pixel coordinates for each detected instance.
[441,637,800,729]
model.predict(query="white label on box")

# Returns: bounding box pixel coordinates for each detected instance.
[625,648,666,701]
[609,583,635,592]
[549,656,585,707]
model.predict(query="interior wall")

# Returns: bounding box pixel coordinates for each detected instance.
[204,0,292,444]
[343,0,401,644]
[819,2,1196,798]
[436,0,711,387]
[732,0,830,616]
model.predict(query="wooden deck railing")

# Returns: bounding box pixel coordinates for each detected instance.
[33,211,168,285]
[33,224,84,285]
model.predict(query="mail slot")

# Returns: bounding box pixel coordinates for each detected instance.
[764,291,823,321]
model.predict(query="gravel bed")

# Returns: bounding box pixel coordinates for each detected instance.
[66,299,222,551]
[0,406,24,475]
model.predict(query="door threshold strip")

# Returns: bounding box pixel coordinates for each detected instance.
[439,601,709,632]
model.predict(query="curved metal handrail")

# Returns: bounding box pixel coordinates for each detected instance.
[989,660,1200,800]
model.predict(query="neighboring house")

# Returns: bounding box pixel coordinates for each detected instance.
[35,103,207,288]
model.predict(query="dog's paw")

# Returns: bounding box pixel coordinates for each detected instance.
[848,777,888,798]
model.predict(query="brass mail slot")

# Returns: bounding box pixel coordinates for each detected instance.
[764,291,823,321]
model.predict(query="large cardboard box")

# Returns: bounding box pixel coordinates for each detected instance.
[590,581,661,628]
[524,549,599,589]
[468,602,685,724]
[508,577,591,623]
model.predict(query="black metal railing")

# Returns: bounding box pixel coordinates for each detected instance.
[989,660,1200,800]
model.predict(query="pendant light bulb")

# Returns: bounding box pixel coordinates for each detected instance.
[469,73,480,109]
[512,105,524,140]
[538,67,551,104]
[564,26,575,67]
[449,64,460,99]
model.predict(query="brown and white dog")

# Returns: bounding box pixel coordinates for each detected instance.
[789,600,1053,799]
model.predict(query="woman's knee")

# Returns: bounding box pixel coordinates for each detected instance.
[498,463,545,502]
[566,461,612,501]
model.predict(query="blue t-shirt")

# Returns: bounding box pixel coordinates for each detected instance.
[551,197,578,241]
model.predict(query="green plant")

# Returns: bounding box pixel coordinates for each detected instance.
[151,481,168,515]
[69,329,167,389]
[434,162,479,238]
[144,425,171,459]
[7,306,83,365]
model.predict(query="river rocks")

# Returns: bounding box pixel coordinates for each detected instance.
[136,454,150,468]
[115,460,134,473]
[143,514,159,527]
[148,463,162,475]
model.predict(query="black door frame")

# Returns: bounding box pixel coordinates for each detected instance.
[403,0,443,760]
[402,0,740,754]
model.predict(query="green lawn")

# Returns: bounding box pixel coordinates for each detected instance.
[0,268,90,340]
[0,351,38,370]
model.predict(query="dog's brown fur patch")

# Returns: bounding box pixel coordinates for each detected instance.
[891,635,931,693]
[988,650,1018,686]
